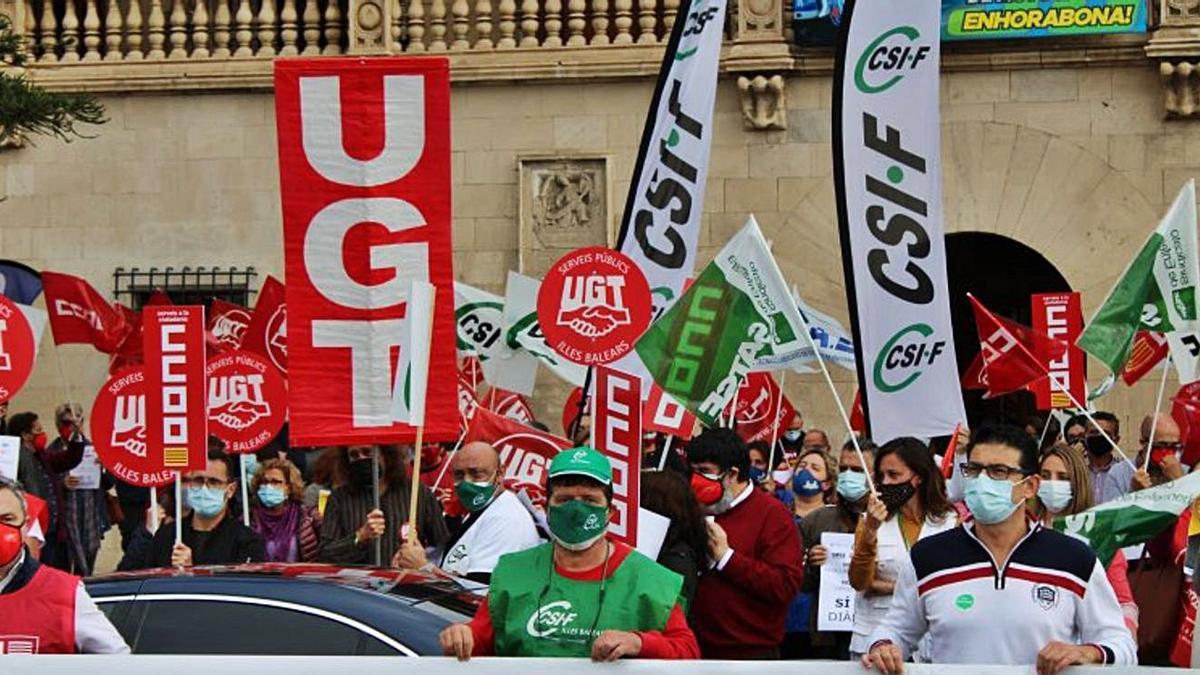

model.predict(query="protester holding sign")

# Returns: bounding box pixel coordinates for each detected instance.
[144,449,264,568]
[1036,445,1139,636]
[393,442,540,583]
[12,411,84,571]
[0,476,129,654]
[863,425,1136,672]
[318,446,449,567]
[783,447,837,657]
[50,403,111,577]
[438,447,699,660]
[688,428,805,659]
[849,438,957,659]
[249,459,321,563]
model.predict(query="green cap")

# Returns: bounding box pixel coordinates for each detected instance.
[548,446,612,486]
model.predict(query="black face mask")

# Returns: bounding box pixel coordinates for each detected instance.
[878,482,917,512]
[1084,435,1113,457]
[349,459,377,487]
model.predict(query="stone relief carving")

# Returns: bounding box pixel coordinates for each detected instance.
[738,74,787,130]
[519,157,610,278]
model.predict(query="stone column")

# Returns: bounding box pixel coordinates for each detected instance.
[348,0,394,52]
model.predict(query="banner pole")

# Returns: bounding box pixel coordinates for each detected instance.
[407,290,438,541]
[656,434,674,472]
[173,473,182,545]
[1054,380,1137,469]
[569,367,594,443]
[1037,413,1054,449]
[150,485,160,534]
[431,431,466,493]
[240,454,251,528]
[1144,355,1172,471]
[797,314,874,494]
[373,447,383,567]
[728,382,741,430]
[767,370,788,471]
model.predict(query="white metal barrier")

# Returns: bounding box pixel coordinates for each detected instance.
[1,657,1193,674]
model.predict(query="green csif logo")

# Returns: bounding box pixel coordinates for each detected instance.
[854,26,931,94]
[872,323,947,393]
[955,594,975,611]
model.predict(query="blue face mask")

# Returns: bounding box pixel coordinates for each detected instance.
[186,486,228,519]
[836,471,869,501]
[257,485,287,508]
[747,466,767,484]
[242,454,259,479]
[964,475,1026,525]
[1037,480,1073,514]
[792,469,824,497]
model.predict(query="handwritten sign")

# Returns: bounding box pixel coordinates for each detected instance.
[817,532,856,632]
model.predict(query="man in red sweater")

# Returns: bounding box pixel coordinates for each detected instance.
[688,428,805,659]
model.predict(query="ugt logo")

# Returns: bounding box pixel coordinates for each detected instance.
[209,374,271,431]
[854,26,932,94]
[557,275,630,339]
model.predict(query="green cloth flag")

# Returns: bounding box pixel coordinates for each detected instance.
[634,216,807,426]
[1077,180,1199,374]
[1052,470,1200,565]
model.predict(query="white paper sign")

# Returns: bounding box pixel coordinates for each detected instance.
[69,444,102,490]
[817,532,856,632]
[635,507,670,561]
[0,436,18,481]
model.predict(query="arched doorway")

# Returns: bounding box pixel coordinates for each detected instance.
[945,232,1072,429]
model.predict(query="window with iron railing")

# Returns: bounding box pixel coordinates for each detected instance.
[112,266,258,309]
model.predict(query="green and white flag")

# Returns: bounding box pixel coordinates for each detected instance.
[1053,470,1200,565]
[454,282,537,395]
[503,271,588,388]
[1077,179,1200,375]
[634,216,808,426]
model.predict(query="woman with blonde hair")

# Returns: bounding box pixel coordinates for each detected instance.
[1037,444,1139,636]
[250,458,323,563]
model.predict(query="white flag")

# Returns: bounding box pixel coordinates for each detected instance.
[504,272,588,388]
[453,282,537,396]
[391,280,435,424]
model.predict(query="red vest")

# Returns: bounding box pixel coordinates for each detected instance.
[0,563,78,654]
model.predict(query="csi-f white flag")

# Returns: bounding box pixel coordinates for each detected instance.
[833,0,965,443]
[504,271,588,388]
[453,281,537,396]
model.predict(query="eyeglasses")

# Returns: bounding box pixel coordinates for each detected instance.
[959,462,1029,481]
[1148,442,1183,452]
[181,476,228,490]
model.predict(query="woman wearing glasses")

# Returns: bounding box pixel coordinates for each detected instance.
[250,459,322,563]
[1036,444,1139,637]
[848,437,957,660]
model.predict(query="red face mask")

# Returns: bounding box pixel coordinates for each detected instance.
[58,424,73,441]
[1150,447,1179,468]
[420,444,443,468]
[31,432,48,452]
[690,472,725,506]
[0,522,23,566]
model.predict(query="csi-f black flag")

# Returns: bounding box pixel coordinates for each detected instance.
[833,0,965,443]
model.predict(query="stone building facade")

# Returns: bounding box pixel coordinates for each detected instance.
[2,0,1199,439]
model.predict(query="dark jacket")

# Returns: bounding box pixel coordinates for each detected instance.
[656,537,700,613]
[319,480,448,566]
[144,513,265,568]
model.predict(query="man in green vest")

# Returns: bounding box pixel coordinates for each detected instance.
[438,446,699,661]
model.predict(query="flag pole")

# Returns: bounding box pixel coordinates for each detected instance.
[240,454,251,528]
[1144,354,1172,472]
[173,472,182,545]
[373,446,383,567]
[407,291,438,540]
[150,485,160,534]
[431,430,467,494]
[1037,413,1054,449]
[767,370,787,471]
[797,313,874,494]
[1053,380,1137,469]
[657,434,674,471]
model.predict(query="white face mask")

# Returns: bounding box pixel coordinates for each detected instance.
[771,469,793,485]
[1037,479,1074,514]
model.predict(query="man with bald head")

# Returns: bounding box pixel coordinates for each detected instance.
[394,442,541,582]
[1132,413,1189,491]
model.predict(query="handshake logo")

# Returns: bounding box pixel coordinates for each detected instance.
[112,394,147,458]
[208,374,271,431]
[556,274,631,339]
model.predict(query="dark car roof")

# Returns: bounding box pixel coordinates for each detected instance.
[86,563,484,654]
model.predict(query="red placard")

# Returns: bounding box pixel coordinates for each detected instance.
[485,387,535,424]
[276,57,457,446]
[1031,293,1086,410]
[207,299,252,354]
[1122,330,1169,386]
[723,372,797,445]
[464,406,572,508]
[241,276,287,374]
[643,384,696,440]
[537,247,652,366]
[90,367,172,487]
[0,297,36,402]
[593,366,640,547]
[206,350,287,454]
[143,306,208,472]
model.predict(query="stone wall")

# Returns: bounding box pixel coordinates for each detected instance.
[0,61,1194,442]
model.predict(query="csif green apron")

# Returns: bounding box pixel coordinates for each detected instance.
[488,542,684,657]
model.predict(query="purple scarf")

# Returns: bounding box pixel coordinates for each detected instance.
[253,502,301,563]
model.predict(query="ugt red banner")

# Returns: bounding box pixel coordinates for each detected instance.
[465,406,571,508]
[1031,293,1086,410]
[593,366,641,547]
[142,306,207,472]
[276,57,457,446]
[723,372,796,445]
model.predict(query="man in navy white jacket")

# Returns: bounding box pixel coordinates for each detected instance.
[863,425,1135,674]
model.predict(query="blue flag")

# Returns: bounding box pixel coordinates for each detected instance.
[0,260,42,305]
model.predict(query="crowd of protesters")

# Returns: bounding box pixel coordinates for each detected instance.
[0,397,1197,669]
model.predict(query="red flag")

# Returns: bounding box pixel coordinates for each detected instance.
[41,271,130,352]
[968,294,1067,399]
[206,299,252,354]
[723,372,797,445]
[108,292,172,374]
[940,423,961,479]
[849,390,864,432]
[643,384,697,440]
[241,276,286,375]
[1121,330,1169,386]
[464,407,572,507]
[485,387,535,424]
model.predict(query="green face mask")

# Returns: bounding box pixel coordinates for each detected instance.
[547,499,609,551]
[455,480,496,512]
